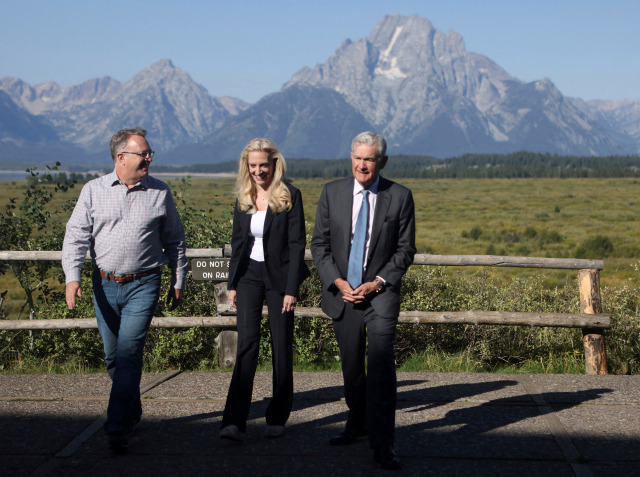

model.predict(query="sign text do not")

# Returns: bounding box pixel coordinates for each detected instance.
[191,259,230,281]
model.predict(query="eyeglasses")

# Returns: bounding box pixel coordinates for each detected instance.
[122,150,155,159]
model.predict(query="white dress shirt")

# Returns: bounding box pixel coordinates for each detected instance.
[350,177,379,270]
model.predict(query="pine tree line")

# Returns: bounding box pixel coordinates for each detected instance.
[150,151,640,179]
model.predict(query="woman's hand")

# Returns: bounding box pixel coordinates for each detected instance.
[282,294,297,313]
[228,289,237,308]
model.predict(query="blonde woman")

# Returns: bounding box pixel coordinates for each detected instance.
[220,138,309,441]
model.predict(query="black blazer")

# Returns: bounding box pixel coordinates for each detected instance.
[310,176,416,319]
[227,183,310,296]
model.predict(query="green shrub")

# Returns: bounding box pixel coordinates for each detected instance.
[601,283,640,374]
[394,267,596,370]
[145,327,219,371]
[585,235,615,258]
[2,258,639,375]
[469,225,483,240]
[575,235,615,259]
[524,226,538,239]
[540,230,563,244]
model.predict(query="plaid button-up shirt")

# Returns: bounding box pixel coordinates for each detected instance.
[62,170,188,289]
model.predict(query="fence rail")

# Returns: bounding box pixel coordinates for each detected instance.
[0,310,610,331]
[0,249,604,270]
[0,248,609,374]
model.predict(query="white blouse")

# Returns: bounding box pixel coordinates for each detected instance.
[249,210,267,262]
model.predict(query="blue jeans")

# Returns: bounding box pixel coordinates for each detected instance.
[92,269,162,434]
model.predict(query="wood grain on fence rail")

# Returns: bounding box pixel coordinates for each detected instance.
[411,254,604,270]
[0,310,609,331]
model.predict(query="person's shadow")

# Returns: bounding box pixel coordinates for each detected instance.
[261,378,524,436]
[392,378,614,461]
[283,377,614,452]
[151,375,614,460]
[397,381,613,434]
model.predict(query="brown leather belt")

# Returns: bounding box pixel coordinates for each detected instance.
[98,267,161,284]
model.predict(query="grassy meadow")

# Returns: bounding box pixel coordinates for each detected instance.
[172,175,640,285]
[1,175,638,316]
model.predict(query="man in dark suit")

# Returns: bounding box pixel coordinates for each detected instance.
[311,131,416,470]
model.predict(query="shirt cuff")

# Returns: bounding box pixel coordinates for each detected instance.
[65,270,82,284]
[173,275,186,290]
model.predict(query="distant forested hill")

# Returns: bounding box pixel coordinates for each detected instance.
[153,152,640,179]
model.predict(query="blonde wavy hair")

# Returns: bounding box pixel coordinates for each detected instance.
[235,138,292,214]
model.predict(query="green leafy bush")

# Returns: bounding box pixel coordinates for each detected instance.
[2,256,639,375]
[575,235,615,259]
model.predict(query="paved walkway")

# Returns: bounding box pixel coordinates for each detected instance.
[1,371,638,476]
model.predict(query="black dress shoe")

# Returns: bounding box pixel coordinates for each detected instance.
[130,416,141,433]
[374,445,401,470]
[108,431,129,454]
[329,427,368,446]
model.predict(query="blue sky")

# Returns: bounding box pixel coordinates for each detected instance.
[1,0,638,103]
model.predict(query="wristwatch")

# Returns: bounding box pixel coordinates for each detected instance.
[374,277,385,292]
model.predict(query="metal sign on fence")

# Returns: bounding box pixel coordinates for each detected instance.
[190,259,230,281]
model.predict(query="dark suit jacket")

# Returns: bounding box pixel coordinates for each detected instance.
[227,183,310,296]
[310,176,416,319]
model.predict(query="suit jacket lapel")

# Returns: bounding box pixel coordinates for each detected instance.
[263,207,274,237]
[340,179,355,261]
[368,177,391,259]
[240,211,252,238]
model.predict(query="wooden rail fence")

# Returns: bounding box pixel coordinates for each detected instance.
[0,248,609,374]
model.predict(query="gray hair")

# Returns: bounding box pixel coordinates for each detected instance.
[351,131,387,159]
[110,127,147,161]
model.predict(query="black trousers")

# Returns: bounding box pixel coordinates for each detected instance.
[333,302,398,449]
[221,259,294,432]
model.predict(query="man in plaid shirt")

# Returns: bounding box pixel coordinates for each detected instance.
[62,127,188,453]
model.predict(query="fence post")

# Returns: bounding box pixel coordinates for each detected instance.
[213,282,237,368]
[213,244,237,369]
[578,269,608,375]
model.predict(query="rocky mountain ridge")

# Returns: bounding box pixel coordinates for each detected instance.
[279,14,622,157]
[178,14,637,161]
[1,15,638,165]
[0,60,249,161]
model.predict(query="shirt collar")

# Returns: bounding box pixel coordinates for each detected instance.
[108,168,149,190]
[353,176,380,197]
[107,169,121,187]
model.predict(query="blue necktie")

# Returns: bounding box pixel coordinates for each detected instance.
[347,190,369,288]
